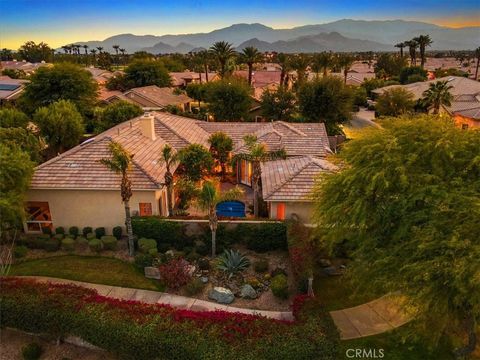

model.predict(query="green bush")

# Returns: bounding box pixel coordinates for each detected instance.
[26,236,47,249]
[271,274,289,299]
[88,239,102,252]
[55,226,65,235]
[243,223,287,252]
[82,227,93,237]
[254,259,269,273]
[134,253,154,270]
[185,278,204,296]
[14,245,28,258]
[101,236,118,250]
[44,238,60,252]
[94,227,106,239]
[42,227,52,235]
[138,238,157,253]
[86,232,96,240]
[148,248,158,256]
[68,226,79,238]
[185,251,200,262]
[132,217,183,248]
[113,226,123,240]
[53,233,64,240]
[61,238,75,251]
[22,342,42,360]
[76,236,88,246]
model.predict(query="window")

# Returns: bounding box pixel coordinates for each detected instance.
[276,203,286,220]
[239,160,252,186]
[462,123,469,130]
[25,201,52,232]
[139,202,152,216]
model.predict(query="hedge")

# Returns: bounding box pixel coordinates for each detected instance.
[1,278,339,360]
[101,236,118,251]
[132,217,184,248]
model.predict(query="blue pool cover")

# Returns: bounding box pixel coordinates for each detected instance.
[216,201,246,217]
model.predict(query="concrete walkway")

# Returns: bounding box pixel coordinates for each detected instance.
[15,276,412,339]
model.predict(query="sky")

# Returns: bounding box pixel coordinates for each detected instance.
[1,0,479,49]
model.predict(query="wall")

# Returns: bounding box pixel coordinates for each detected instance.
[454,114,480,129]
[25,188,166,234]
[269,201,314,224]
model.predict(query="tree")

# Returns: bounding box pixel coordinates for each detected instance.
[197,181,242,257]
[95,101,143,131]
[312,115,480,358]
[185,82,208,108]
[297,76,353,135]
[337,54,355,84]
[33,100,84,157]
[404,40,418,66]
[399,66,427,84]
[209,41,236,78]
[2,68,26,79]
[394,42,405,57]
[232,135,286,217]
[119,59,171,89]
[193,50,211,82]
[99,141,135,256]
[177,144,214,182]
[312,52,334,77]
[421,80,453,114]
[0,108,30,128]
[208,132,233,181]
[275,53,291,86]
[374,53,408,79]
[376,88,415,117]
[19,63,98,116]
[159,144,178,216]
[238,46,263,86]
[474,47,480,80]
[204,77,252,121]
[0,127,42,163]
[413,35,433,68]
[260,87,296,121]
[18,41,52,63]
[290,54,311,87]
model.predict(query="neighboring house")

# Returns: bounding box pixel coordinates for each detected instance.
[25,113,333,233]
[85,67,117,86]
[170,72,218,87]
[0,60,50,75]
[123,85,193,111]
[0,76,28,104]
[373,76,480,129]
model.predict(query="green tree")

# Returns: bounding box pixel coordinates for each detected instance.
[159,144,178,216]
[124,59,172,88]
[209,41,236,78]
[238,46,264,86]
[196,181,243,257]
[19,63,98,116]
[18,41,52,62]
[399,66,427,84]
[337,54,355,84]
[394,42,405,57]
[99,141,135,256]
[311,52,335,77]
[297,76,353,135]
[0,127,42,163]
[33,100,84,157]
[374,53,408,79]
[404,39,419,66]
[290,54,311,87]
[185,82,208,108]
[208,132,233,181]
[1,68,26,79]
[260,87,296,121]
[0,108,30,128]
[376,88,415,117]
[312,115,480,358]
[275,53,291,86]
[204,78,252,121]
[192,50,212,82]
[232,135,286,217]
[96,101,143,131]
[413,35,433,68]
[177,144,214,182]
[421,80,453,114]
[474,47,480,80]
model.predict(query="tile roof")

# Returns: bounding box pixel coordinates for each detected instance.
[0,76,28,100]
[124,86,193,108]
[261,156,337,202]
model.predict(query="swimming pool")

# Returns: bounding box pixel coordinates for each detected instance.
[216,201,246,217]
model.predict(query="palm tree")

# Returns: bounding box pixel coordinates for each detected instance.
[394,42,405,58]
[474,47,480,80]
[90,49,97,65]
[82,45,89,55]
[312,52,334,77]
[61,45,69,54]
[99,141,135,256]
[275,53,291,87]
[97,46,103,54]
[209,41,236,78]
[238,46,264,86]
[197,181,242,257]
[290,54,311,87]
[413,35,433,68]
[195,50,211,82]
[112,45,120,66]
[159,144,178,216]
[119,48,126,65]
[337,53,356,84]
[422,80,453,114]
[405,40,418,66]
[232,135,286,217]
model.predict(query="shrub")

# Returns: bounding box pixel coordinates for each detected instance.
[254,259,269,273]
[88,239,102,252]
[86,232,96,240]
[42,227,52,235]
[195,242,209,256]
[158,257,191,289]
[22,342,42,360]
[14,245,28,258]
[131,217,183,248]
[55,226,65,235]
[138,238,157,253]
[185,278,204,296]
[113,226,123,240]
[243,223,287,252]
[148,248,158,256]
[53,233,64,240]
[26,236,47,249]
[94,227,106,239]
[44,238,60,252]
[271,267,288,278]
[76,236,88,246]
[61,238,75,251]
[197,257,210,270]
[101,236,118,251]
[134,253,154,270]
[271,274,289,299]
[185,251,200,262]
[217,249,250,278]
[68,226,79,238]
[82,227,93,237]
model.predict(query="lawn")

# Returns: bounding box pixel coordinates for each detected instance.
[9,255,164,291]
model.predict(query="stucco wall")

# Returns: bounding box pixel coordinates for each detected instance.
[26,189,165,234]
[269,201,314,224]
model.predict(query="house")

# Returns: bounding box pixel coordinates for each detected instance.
[170,72,218,87]
[123,85,193,111]
[85,67,117,86]
[0,60,50,75]
[25,113,333,233]
[0,76,28,104]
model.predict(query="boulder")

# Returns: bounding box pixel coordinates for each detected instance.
[165,250,175,257]
[323,266,343,276]
[144,266,161,280]
[240,284,257,299]
[208,287,234,304]
[200,276,209,284]
[319,258,332,267]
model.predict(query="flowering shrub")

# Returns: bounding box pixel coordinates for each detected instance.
[291,294,312,320]
[0,277,339,360]
[158,257,192,289]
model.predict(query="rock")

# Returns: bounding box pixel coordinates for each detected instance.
[144,266,161,280]
[208,287,235,304]
[323,266,342,276]
[165,250,175,257]
[240,284,257,299]
[319,258,332,267]
[200,276,209,284]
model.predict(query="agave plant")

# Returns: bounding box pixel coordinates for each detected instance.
[217,249,250,278]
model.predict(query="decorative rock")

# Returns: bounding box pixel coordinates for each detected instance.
[240,284,257,299]
[208,287,235,304]
[144,266,161,280]
[200,276,209,284]
[319,258,332,267]
[165,250,175,257]
[323,266,342,276]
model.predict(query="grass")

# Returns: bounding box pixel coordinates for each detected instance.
[9,255,164,291]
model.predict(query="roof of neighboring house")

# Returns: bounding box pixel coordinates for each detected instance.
[0,76,28,100]
[170,72,218,86]
[234,70,282,88]
[124,86,193,108]
[261,156,336,202]
[1,61,50,73]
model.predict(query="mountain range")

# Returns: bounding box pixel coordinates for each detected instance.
[72,20,480,54]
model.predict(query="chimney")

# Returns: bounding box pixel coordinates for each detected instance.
[139,113,156,141]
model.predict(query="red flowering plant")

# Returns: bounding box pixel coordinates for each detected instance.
[158,257,192,289]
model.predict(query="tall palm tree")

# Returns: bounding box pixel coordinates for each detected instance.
[337,53,356,84]
[112,45,120,66]
[394,42,405,58]
[405,40,418,66]
[413,35,433,68]
[61,45,69,54]
[312,52,334,77]
[209,41,236,78]
[97,46,104,54]
[159,144,178,216]
[232,135,286,217]
[290,54,311,87]
[195,50,211,82]
[119,48,126,65]
[82,45,89,55]
[238,46,264,86]
[275,53,291,87]
[197,181,242,257]
[90,49,97,65]
[99,141,135,256]
[422,80,453,114]
[474,47,480,80]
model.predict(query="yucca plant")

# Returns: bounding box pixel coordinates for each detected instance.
[217,249,250,278]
